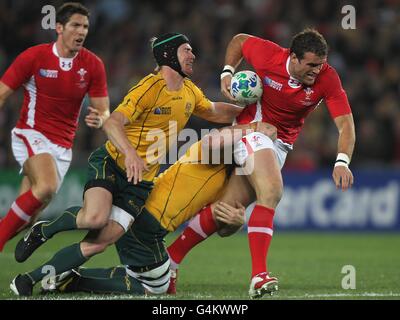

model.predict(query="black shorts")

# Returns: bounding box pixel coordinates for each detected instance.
[84,145,153,219]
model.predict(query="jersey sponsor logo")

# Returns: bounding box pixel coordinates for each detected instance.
[106,174,116,184]
[304,87,314,100]
[128,200,141,214]
[154,107,171,115]
[251,135,263,147]
[184,102,192,117]
[300,87,315,106]
[77,68,87,81]
[77,82,88,89]
[39,69,58,78]
[60,59,73,71]
[32,139,43,146]
[288,77,302,88]
[76,68,88,89]
[263,76,282,91]
[31,138,45,151]
[172,96,182,100]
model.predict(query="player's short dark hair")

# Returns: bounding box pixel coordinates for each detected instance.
[56,2,90,25]
[290,28,328,60]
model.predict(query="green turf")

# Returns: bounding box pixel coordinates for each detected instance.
[1,231,399,300]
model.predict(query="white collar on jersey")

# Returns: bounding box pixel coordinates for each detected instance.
[52,43,77,71]
[286,56,302,89]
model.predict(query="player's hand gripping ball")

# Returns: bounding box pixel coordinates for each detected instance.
[230,70,263,106]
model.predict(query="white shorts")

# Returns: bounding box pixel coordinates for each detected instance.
[11,128,72,190]
[233,132,292,170]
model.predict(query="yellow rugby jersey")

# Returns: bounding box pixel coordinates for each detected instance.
[145,141,228,232]
[105,73,213,181]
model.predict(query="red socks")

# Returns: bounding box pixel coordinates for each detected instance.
[167,203,275,278]
[247,204,275,277]
[167,205,217,267]
[0,190,42,251]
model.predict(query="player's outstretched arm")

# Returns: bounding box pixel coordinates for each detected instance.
[0,81,14,110]
[202,121,277,151]
[332,113,356,191]
[196,101,243,124]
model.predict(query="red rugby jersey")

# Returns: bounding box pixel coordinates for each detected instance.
[237,36,351,145]
[1,43,108,148]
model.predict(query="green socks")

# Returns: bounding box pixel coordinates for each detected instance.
[28,243,87,283]
[78,266,127,278]
[42,206,81,238]
[75,267,145,295]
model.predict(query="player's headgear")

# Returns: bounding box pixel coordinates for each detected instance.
[152,33,190,77]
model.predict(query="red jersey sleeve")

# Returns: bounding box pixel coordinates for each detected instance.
[323,66,352,118]
[242,36,283,71]
[88,56,108,97]
[1,48,35,90]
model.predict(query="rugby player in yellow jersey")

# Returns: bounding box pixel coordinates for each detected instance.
[10,33,243,296]
[31,122,277,296]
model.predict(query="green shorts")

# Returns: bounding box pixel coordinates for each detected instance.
[85,146,153,219]
[115,208,169,270]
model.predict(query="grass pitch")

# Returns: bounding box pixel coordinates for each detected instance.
[1,231,399,300]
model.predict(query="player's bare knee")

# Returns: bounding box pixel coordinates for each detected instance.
[78,205,110,229]
[272,180,283,202]
[256,182,283,208]
[86,213,109,229]
[81,241,108,257]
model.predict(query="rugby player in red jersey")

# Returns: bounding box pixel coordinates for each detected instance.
[167,28,355,298]
[0,2,109,251]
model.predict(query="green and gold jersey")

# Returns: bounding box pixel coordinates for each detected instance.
[145,141,228,232]
[105,73,213,181]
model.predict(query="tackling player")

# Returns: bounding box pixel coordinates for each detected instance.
[10,32,244,295]
[18,122,277,296]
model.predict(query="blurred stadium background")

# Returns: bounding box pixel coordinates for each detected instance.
[0,0,399,299]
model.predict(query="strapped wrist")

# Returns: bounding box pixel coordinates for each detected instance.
[220,71,232,80]
[335,153,350,168]
[222,65,235,74]
[221,65,235,80]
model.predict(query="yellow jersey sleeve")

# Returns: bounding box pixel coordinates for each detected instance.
[190,83,213,117]
[113,75,157,123]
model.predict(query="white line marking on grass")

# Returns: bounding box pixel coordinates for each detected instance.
[283,292,400,299]
[20,292,214,300]
[10,292,400,300]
